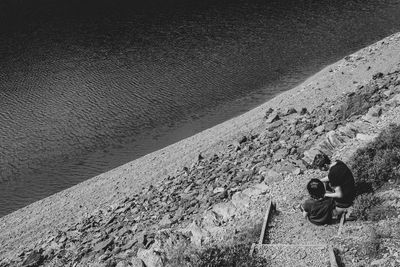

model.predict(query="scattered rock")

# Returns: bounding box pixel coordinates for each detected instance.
[212,202,237,222]
[131,258,146,267]
[266,111,280,123]
[94,237,114,253]
[137,248,163,267]
[238,136,248,144]
[231,192,251,210]
[22,250,44,267]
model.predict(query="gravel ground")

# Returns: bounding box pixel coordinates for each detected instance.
[255,244,331,267]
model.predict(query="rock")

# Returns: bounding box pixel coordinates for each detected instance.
[372,72,384,80]
[371,258,388,266]
[212,202,237,222]
[292,168,302,175]
[243,183,269,197]
[213,187,225,194]
[265,107,274,118]
[261,169,283,184]
[327,131,346,148]
[272,148,289,162]
[231,192,251,210]
[121,239,137,251]
[285,107,297,115]
[116,261,129,267]
[94,237,114,253]
[22,250,44,267]
[159,214,172,228]
[266,120,283,130]
[366,106,382,117]
[238,136,248,144]
[266,111,280,123]
[131,258,146,267]
[314,125,325,134]
[303,148,322,165]
[325,122,337,131]
[186,221,210,246]
[137,248,163,267]
[300,108,308,115]
[356,133,377,142]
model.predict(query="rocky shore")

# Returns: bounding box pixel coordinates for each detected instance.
[1,33,400,266]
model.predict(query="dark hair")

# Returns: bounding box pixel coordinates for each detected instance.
[307,179,325,199]
[312,153,331,171]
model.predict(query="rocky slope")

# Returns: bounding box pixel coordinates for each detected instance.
[1,33,400,266]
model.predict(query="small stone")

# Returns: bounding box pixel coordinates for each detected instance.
[371,258,388,266]
[372,72,384,80]
[94,237,114,252]
[121,239,137,251]
[22,250,44,267]
[314,125,325,134]
[159,214,172,228]
[137,248,164,267]
[285,107,297,115]
[131,258,146,267]
[213,187,225,194]
[300,108,308,115]
[116,261,129,267]
[238,136,248,144]
[292,168,302,175]
[231,192,251,210]
[266,111,280,123]
[212,201,237,222]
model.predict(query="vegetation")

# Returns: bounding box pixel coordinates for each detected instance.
[350,124,400,220]
[165,223,268,267]
[351,124,400,193]
[351,193,381,221]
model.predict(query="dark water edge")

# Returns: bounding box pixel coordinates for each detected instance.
[1,0,400,217]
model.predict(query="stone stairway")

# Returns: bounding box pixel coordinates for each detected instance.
[251,200,341,266]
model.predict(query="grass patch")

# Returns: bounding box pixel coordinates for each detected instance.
[165,223,268,266]
[352,193,381,221]
[350,124,400,220]
[350,124,400,193]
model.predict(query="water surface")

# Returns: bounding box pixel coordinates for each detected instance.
[1,0,400,217]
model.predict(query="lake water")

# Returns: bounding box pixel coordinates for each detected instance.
[1,0,400,217]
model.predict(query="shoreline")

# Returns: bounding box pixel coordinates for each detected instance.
[1,32,400,258]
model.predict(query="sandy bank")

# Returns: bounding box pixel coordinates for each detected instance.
[1,32,400,257]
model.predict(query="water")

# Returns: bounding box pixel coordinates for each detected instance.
[1,0,400,217]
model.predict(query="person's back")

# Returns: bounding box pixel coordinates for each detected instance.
[327,160,356,208]
[302,179,334,225]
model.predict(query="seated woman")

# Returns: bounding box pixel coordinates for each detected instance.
[320,159,356,216]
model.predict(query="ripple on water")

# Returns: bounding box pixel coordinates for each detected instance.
[1,0,400,216]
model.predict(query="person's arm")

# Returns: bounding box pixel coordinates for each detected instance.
[320,176,329,183]
[324,186,343,198]
[300,204,308,219]
[302,210,308,219]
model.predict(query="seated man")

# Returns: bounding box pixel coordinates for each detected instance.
[301,179,334,225]
[320,159,356,216]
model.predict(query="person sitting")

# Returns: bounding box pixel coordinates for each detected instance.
[320,159,356,217]
[301,179,334,225]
